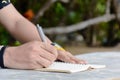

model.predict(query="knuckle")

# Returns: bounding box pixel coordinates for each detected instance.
[51,55,57,61]
[29,45,38,52]
[48,53,57,61]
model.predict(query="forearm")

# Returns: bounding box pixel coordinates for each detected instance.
[10,17,52,43]
[10,18,52,43]
[0,4,52,44]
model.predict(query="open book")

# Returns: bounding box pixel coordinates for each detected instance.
[36,62,106,73]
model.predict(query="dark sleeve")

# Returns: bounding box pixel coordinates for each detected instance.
[0,0,10,9]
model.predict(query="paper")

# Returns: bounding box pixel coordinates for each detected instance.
[36,62,106,73]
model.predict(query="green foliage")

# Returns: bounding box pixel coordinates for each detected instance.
[0,26,12,45]
[96,22,109,42]
[67,11,82,25]
[39,2,66,27]
[55,2,66,16]
[14,41,21,46]
[1,0,118,46]
[95,0,106,15]
[117,31,120,38]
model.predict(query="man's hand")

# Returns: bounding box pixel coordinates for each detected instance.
[3,41,58,69]
[57,50,86,64]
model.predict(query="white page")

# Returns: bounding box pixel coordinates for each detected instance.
[36,62,106,73]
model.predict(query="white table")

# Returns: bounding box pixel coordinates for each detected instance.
[0,52,120,80]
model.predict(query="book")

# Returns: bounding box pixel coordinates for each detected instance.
[36,62,106,73]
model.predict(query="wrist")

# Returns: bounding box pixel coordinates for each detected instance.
[0,46,7,68]
[3,46,16,68]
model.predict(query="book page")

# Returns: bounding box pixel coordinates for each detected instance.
[36,62,106,73]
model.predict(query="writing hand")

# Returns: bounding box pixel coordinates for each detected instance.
[3,41,58,69]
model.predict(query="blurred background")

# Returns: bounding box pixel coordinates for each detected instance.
[0,0,120,54]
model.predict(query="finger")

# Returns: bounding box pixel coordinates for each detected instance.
[41,43,58,57]
[38,49,57,62]
[70,56,87,64]
[66,52,87,64]
[57,50,76,63]
[30,62,43,69]
[73,58,87,64]
[36,55,53,68]
[58,50,86,64]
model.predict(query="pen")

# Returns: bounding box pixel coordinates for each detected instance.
[36,24,65,62]
[36,24,47,43]
[36,24,65,51]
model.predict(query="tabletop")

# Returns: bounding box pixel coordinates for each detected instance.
[0,51,120,80]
